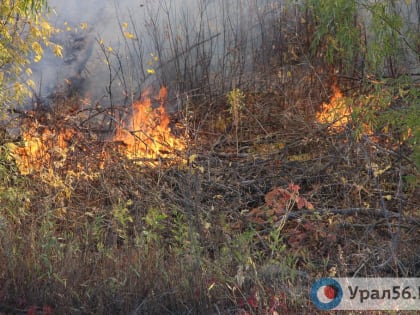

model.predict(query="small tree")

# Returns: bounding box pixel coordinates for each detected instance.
[307,0,419,78]
[0,0,62,112]
[307,0,419,168]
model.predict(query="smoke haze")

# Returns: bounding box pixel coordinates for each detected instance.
[31,0,283,108]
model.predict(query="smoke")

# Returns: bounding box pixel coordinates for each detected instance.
[23,0,420,111]
[31,0,281,108]
[31,0,120,103]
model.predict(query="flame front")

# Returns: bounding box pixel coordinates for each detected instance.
[113,86,185,163]
[11,125,75,175]
[316,85,351,131]
[9,86,185,175]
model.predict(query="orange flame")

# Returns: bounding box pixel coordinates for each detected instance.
[113,86,185,163]
[11,125,75,175]
[316,85,351,131]
[10,86,185,175]
[316,85,377,137]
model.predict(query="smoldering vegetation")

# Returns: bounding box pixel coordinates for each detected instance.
[0,0,419,314]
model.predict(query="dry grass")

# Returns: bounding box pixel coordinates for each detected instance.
[0,2,419,314]
[0,73,418,314]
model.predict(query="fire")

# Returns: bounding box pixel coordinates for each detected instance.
[9,86,185,175]
[113,86,185,163]
[316,85,376,136]
[10,124,76,175]
[316,85,351,131]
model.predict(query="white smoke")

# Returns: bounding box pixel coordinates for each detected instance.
[31,0,281,107]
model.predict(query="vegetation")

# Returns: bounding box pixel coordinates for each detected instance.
[0,0,62,112]
[308,0,419,168]
[0,0,418,314]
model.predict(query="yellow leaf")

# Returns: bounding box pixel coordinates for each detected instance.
[146,68,155,74]
[65,187,72,199]
[150,53,159,61]
[124,31,135,39]
[208,282,215,291]
[288,153,312,161]
[41,21,53,32]
[108,46,113,52]
[53,44,63,57]
[80,22,88,30]
[369,162,391,177]
[31,41,42,53]
[26,79,35,89]
[188,154,198,164]
[122,22,128,29]
[384,195,392,201]
[402,128,413,141]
